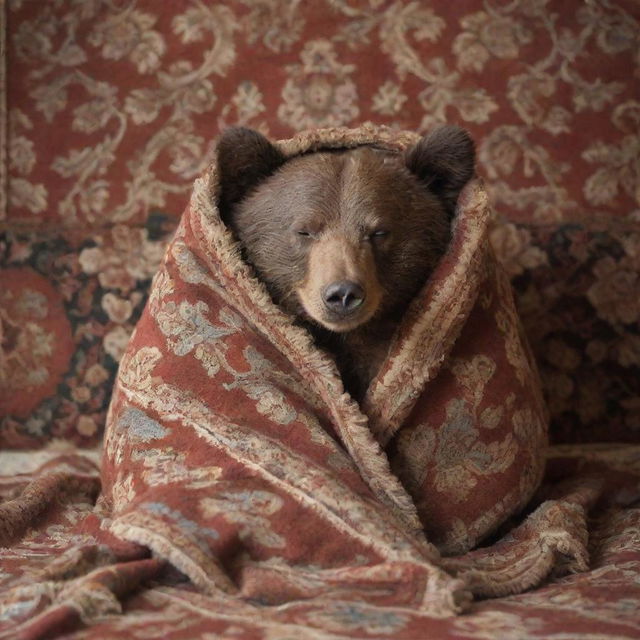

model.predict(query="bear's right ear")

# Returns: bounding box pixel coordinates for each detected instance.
[216,127,286,217]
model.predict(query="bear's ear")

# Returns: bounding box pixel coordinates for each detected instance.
[217,127,286,217]
[405,125,476,216]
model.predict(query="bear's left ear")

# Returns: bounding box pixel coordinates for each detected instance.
[405,125,476,216]
[217,127,286,219]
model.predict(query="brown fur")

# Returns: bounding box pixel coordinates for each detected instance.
[217,127,475,400]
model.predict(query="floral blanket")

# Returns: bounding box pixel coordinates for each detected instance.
[1,127,639,640]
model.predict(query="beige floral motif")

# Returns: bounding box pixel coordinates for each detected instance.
[200,489,286,549]
[480,405,504,431]
[156,300,236,357]
[101,293,133,324]
[70,80,118,134]
[241,0,305,52]
[396,397,517,504]
[9,178,49,213]
[78,225,165,293]
[512,407,545,443]
[587,255,640,325]
[278,39,359,129]
[12,5,58,65]
[432,399,517,503]
[223,346,298,425]
[103,326,132,362]
[583,102,640,207]
[193,343,224,378]
[416,60,498,128]
[84,363,109,388]
[139,449,222,489]
[148,268,175,313]
[490,223,548,277]
[0,289,53,390]
[454,10,532,72]
[579,2,639,56]
[9,136,35,175]
[379,3,446,80]
[570,74,624,114]
[450,354,496,409]
[394,421,437,493]
[508,73,571,135]
[111,473,136,513]
[77,415,98,437]
[218,82,267,131]
[88,8,166,74]
[371,81,407,116]
[118,346,163,392]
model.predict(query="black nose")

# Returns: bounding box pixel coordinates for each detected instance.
[323,281,365,315]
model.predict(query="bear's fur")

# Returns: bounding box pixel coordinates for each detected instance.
[217,126,476,400]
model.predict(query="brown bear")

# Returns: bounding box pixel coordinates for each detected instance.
[217,126,475,400]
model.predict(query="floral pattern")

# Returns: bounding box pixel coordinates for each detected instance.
[0,215,172,447]
[1,4,640,638]
[0,268,74,419]
[3,0,639,225]
[500,221,640,442]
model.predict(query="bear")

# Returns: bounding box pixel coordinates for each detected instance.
[216,126,476,401]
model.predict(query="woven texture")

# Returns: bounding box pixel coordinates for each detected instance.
[1,2,640,638]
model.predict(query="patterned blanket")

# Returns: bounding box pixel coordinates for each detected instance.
[102,126,597,608]
[1,127,639,639]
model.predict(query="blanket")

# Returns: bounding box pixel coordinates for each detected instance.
[101,125,573,611]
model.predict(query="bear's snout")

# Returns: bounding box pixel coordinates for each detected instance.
[323,281,365,316]
[296,234,383,333]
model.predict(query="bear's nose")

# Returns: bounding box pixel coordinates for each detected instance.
[323,281,365,315]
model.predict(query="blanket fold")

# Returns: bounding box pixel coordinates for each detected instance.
[102,124,592,614]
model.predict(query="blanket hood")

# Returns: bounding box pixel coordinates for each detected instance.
[102,125,566,616]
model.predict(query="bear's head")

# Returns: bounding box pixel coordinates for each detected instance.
[217,126,475,333]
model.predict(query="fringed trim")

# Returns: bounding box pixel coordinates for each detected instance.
[275,123,421,157]
[11,558,165,638]
[363,180,491,446]
[441,498,590,598]
[109,515,238,595]
[237,558,468,616]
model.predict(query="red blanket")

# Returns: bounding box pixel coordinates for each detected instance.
[101,125,573,612]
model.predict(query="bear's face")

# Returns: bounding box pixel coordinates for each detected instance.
[217,127,475,334]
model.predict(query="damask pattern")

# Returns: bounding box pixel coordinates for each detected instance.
[4,0,639,226]
[506,219,640,442]
[0,214,172,447]
[1,5,640,637]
